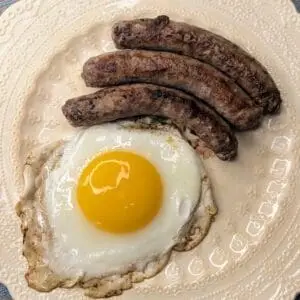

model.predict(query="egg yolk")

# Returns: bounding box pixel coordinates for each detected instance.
[77,151,163,234]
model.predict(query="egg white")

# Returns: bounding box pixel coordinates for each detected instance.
[44,123,204,277]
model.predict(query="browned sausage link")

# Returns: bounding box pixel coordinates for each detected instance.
[112,15,282,114]
[62,84,238,161]
[82,50,263,130]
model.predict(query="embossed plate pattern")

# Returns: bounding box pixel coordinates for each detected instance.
[0,0,299,299]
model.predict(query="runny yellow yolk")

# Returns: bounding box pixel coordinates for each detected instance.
[77,151,163,234]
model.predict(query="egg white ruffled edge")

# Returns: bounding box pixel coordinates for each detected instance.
[16,139,217,298]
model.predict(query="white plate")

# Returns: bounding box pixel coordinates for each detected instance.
[0,0,300,299]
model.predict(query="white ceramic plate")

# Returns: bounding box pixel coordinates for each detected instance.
[0,0,300,299]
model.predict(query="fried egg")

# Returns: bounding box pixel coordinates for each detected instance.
[17,121,217,298]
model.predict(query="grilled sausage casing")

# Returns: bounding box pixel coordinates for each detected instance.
[112,15,281,113]
[82,50,263,130]
[62,84,238,160]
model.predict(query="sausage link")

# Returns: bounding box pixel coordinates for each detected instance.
[82,50,263,130]
[112,15,281,113]
[62,84,238,161]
